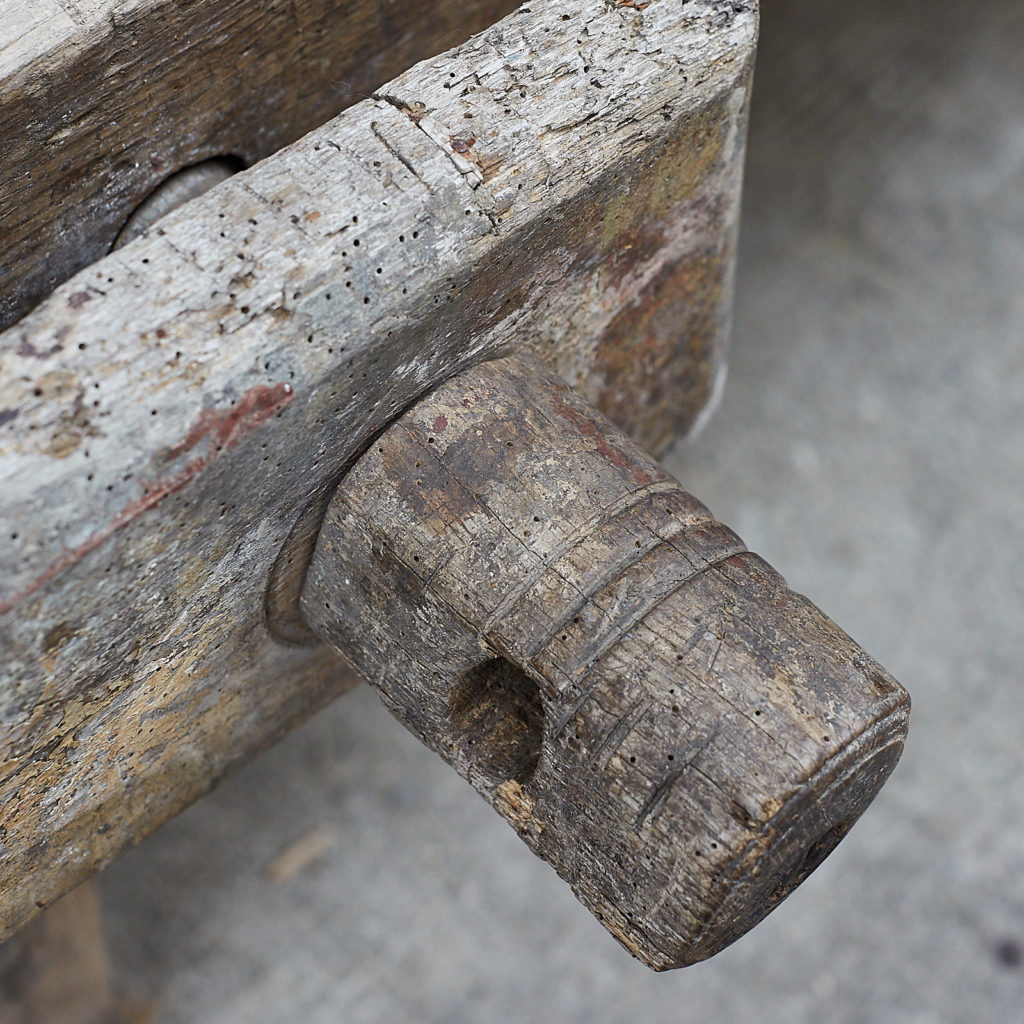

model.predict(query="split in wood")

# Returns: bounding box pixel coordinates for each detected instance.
[301,353,910,969]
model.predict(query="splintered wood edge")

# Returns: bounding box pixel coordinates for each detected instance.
[0,0,757,939]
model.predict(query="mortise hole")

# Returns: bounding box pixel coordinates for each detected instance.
[449,658,544,786]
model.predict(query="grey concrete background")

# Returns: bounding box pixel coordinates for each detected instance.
[99,1,1024,1021]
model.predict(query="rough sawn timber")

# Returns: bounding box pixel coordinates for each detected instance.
[0,0,756,940]
[302,353,910,969]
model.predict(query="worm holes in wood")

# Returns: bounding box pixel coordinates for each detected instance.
[448,658,544,787]
[112,157,245,250]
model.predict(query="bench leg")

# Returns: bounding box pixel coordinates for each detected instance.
[0,881,126,1024]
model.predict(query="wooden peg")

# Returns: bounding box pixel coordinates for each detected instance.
[300,353,909,969]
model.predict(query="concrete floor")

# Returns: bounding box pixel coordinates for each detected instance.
[99,1,1024,1021]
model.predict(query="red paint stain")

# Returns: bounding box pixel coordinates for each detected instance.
[433,414,449,433]
[549,391,654,487]
[166,383,293,462]
[0,382,293,615]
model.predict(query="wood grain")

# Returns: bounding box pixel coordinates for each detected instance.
[0,0,756,940]
[0,0,521,332]
[302,352,910,969]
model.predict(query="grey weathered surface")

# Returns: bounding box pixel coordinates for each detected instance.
[0,0,522,331]
[0,1,756,940]
[302,353,908,969]
[83,0,1024,1019]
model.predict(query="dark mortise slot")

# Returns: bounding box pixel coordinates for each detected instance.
[449,659,544,785]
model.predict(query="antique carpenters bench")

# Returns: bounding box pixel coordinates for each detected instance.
[0,0,909,1017]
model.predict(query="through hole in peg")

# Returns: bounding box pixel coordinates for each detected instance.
[449,658,544,786]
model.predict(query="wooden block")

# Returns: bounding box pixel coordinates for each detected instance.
[0,0,523,331]
[0,881,117,1024]
[0,1,757,940]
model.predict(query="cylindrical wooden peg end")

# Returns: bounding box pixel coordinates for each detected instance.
[300,353,909,969]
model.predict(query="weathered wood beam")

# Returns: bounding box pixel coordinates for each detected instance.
[0,0,522,331]
[0,1,757,940]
